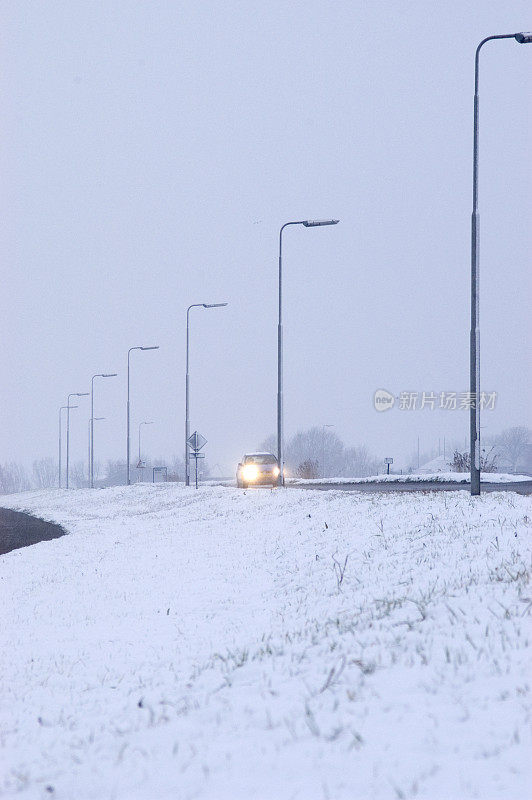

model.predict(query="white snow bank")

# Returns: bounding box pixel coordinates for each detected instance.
[294,471,531,484]
[1,484,531,799]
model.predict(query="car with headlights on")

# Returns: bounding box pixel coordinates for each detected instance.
[236,452,280,488]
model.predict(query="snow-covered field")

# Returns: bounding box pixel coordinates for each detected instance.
[293,472,531,484]
[1,484,531,800]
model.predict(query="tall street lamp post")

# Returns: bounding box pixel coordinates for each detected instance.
[90,373,117,488]
[185,303,228,486]
[58,404,77,488]
[88,417,105,486]
[66,392,89,489]
[470,32,531,496]
[277,220,339,486]
[127,346,159,485]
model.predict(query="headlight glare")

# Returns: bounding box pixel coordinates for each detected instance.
[242,464,259,481]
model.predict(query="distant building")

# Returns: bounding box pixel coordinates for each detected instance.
[417,455,453,474]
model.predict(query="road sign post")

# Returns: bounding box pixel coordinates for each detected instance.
[152,466,168,483]
[187,431,207,489]
[136,459,147,482]
[384,457,394,475]
[193,452,205,489]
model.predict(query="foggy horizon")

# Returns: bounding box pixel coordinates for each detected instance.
[2,1,531,477]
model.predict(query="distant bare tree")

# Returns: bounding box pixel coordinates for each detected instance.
[32,457,57,489]
[93,460,102,483]
[259,429,380,479]
[452,450,469,473]
[480,447,498,473]
[69,461,87,488]
[198,460,211,479]
[452,447,498,473]
[0,462,30,494]
[297,459,319,479]
[258,435,277,455]
[496,426,531,472]
[288,427,344,477]
[166,455,184,482]
[342,446,380,478]
[105,460,127,486]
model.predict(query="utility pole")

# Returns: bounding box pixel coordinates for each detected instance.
[185,303,227,485]
[469,32,531,495]
[58,405,74,488]
[277,219,339,486]
[127,346,159,485]
[90,373,117,488]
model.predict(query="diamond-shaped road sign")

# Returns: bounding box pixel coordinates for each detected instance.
[187,431,207,451]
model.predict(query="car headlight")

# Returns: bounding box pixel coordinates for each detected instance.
[273,466,280,477]
[242,464,259,481]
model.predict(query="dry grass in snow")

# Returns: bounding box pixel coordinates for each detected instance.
[1,484,531,799]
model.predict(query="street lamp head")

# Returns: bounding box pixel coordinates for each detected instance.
[515,32,532,43]
[102,373,117,378]
[67,405,79,410]
[75,392,89,397]
[140,346,159,350]
[203,303,228,308]
[302,219,340,227]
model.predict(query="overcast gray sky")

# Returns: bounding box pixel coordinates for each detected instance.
[1,0,531,475]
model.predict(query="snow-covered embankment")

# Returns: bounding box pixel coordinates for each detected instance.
[1,484,531,799]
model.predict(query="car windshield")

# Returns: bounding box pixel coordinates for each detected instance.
[244,454,277,465]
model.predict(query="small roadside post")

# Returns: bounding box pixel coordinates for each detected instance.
[152,466,168,483]
[136,458,146,482]
[384,457,393,475]
[187,431,207,489]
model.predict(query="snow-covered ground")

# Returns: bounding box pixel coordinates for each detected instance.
[1,484,531,799]
[293,472,531,484]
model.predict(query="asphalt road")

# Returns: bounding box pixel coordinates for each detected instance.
[0,507,66,556]
[287,480,532,495]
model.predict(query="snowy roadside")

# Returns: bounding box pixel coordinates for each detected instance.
[1,484,531,799]
[292,472,531,484]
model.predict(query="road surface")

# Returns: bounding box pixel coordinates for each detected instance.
[0,507,66,556]
[287,480,532,495]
